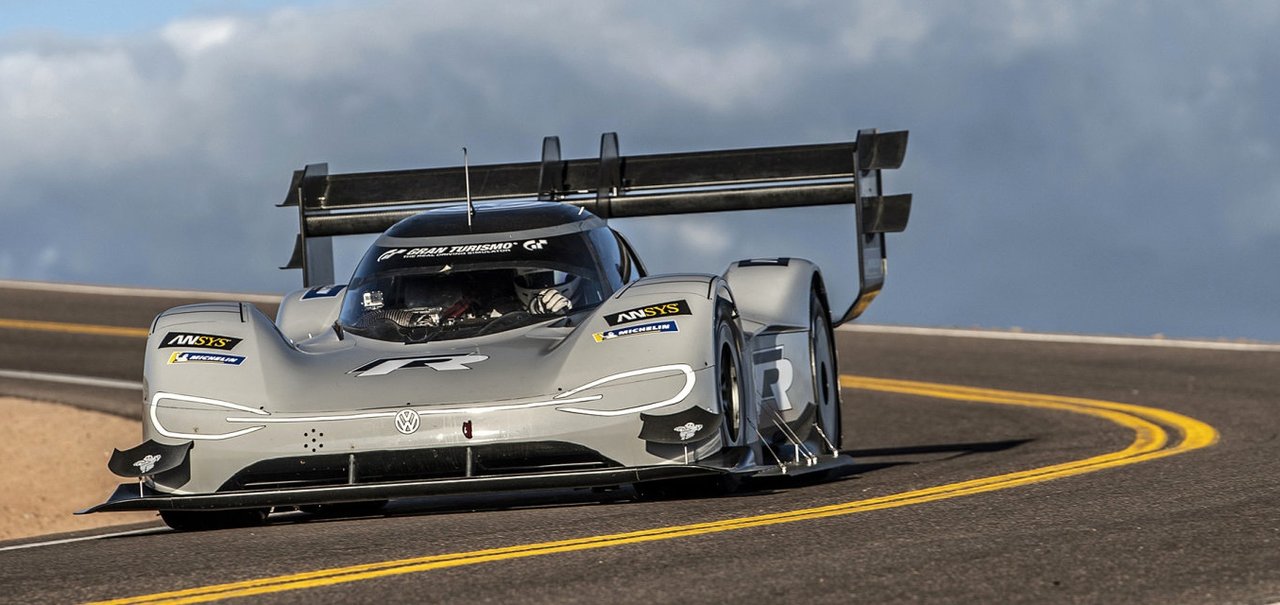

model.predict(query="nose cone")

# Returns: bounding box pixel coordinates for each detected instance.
[269,331,572,412]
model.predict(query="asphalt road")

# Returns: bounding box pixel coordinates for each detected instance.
[0,282,279,417]
[0,283,1277,604]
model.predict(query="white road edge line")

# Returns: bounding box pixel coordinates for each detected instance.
[0,369,143,390]
[0,279,282,304]
[839,324,1280,353]
[0,527,164,552]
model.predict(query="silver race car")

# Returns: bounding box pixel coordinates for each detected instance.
[83,130,911,530]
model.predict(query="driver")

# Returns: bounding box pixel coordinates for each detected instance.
[513,268,579,315]
[354,268,579,333]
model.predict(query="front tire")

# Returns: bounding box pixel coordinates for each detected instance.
[300,500,388,519]
[159,508,269,532]
[634,297,745,500]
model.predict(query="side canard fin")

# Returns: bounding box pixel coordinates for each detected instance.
[107,440,193,478]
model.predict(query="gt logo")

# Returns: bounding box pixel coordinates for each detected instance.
[604,300,691,326]
[159,332,242,350]
[350,354,489,377]
[753,346,794,411]
[522,239,548,251]
[377,248,407,262]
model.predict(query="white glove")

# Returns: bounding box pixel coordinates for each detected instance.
[529,288,572,314]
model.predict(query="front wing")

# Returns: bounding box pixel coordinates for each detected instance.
[80,464,732,514]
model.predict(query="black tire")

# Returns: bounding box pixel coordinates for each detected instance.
[159,508,269,532]
[300,500,388,518]
[809,287,842,452]
[634,297,745,501]
[633,474,741,500]
[714,300,746,447]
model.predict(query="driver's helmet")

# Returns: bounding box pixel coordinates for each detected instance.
[513,268,580,308]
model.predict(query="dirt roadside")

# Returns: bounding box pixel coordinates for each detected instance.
[0,397,159,541]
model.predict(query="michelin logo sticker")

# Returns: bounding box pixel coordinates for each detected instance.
[592,320,679,342]
[167,351,246,366]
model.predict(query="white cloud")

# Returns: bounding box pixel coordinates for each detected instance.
[1002,1,1090,46]
[161,17,239,58]
[0,244,61,281]
[0,47,168,173]
[838,2,934,64]
[1228,173,1280,243]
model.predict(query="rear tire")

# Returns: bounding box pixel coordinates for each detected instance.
[159,508,269,532]
[809,287,842,452]
[715,309,745,447]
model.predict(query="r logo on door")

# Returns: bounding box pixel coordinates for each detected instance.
[753,346,794,411]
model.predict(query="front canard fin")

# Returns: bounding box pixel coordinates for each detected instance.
[107,440,193,478]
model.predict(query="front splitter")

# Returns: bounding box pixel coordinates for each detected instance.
[79,465,733,514]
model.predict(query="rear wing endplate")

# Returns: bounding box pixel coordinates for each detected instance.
[281,129,910,323]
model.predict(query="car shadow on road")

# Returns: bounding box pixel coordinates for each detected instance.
[746,437,1035,491]
[291,438,1041,523]
[849,437,1034,461]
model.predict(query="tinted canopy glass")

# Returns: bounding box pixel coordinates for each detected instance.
[339,229,620,343]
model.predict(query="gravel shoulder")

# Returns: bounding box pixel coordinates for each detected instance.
[0,397,158,540]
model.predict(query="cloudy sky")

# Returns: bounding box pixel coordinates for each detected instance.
[1,1,1276,340]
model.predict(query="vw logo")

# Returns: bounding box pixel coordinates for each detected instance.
[394,409,420,435]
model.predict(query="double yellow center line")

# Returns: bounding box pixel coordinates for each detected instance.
[90,376,1217,605]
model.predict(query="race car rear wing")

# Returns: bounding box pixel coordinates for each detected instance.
[281,129,910,321]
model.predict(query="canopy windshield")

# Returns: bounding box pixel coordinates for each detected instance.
[339,229,623,343]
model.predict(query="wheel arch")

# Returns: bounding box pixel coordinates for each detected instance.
[721,257,824,332]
